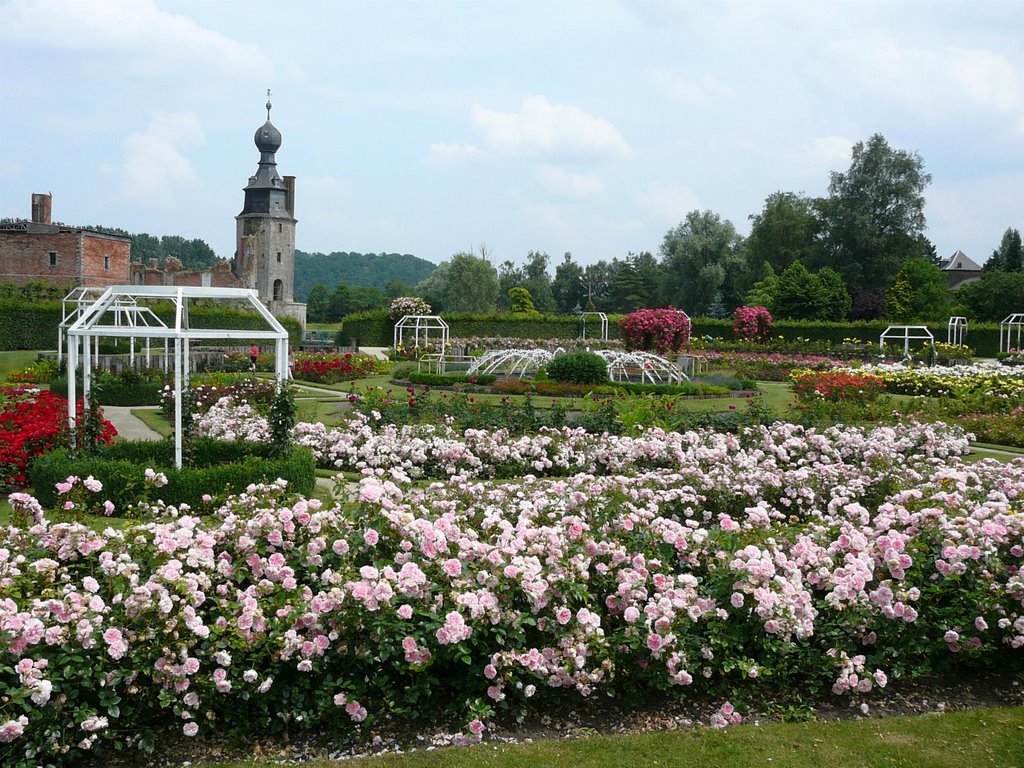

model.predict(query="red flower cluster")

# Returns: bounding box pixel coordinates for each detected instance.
[732,305,773,342]
[618,309,691,355]
[293,353,378,385]
[0,389,116,491]
[791,370,886,404]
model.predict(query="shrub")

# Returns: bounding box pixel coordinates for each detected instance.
[790,369,887,404]
[732,306,773,342]
[30,441,315,511]
[404,372,497,387]
[545,351,609,385]
[619,309,691,355]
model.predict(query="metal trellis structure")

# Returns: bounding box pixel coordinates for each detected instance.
[65,286,289,468]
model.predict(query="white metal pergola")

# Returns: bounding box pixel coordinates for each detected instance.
[393,315,449,355]
[65,286,289,468]
[1000,314,1024,354]
[947,316,968,347]
[880,325,935,359]
[579,311,609,341]
[59,286,170,370]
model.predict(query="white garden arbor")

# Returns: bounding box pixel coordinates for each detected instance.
[393,315,449,354]
[1000,314,1024,353]
[65,286,290,468]
[880,325,935,359]
[947,316,968,347]
[59,286,171,370]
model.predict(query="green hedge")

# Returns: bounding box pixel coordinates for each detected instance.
[0,301,62,350]
[340,311,1006,357]
[48,375,164,406]
[405,372,497,386]
[30,440,315,511]
[338,310,622,347]
[0,301,303,351]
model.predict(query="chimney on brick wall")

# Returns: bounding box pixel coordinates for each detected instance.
[284,176,295,217]
[31,193,52,224]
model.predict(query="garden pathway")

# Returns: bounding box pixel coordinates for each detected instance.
[103,405,162,442]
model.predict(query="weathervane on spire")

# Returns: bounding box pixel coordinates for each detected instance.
[266,89,272,120]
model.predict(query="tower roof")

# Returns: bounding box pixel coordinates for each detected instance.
[254,93,282,153]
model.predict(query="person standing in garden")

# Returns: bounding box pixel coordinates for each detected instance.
[249,344,259,372]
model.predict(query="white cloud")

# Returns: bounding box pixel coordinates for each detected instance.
[535,164,605,198]
[471,96,630,159]
[637,182,701,223]
[0,0,268,77]
[798,135,853,171]
[427,142,485,163]
[649,68,731,104]
[832,37,1024,132]
[520,202,569,232]
[115,113,204,206]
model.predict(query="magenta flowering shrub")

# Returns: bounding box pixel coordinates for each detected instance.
[732,306,773,342]
[2,422,1024,765]
[618,309,691,356]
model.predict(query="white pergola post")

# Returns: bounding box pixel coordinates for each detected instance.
[66,334,78,445]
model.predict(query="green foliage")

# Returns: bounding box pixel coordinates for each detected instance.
[405,371,497,387]
[659,209,746,314]
[268,382,297,458]
[293,250,437,302]
[130,233,219,269]
[817,133,932,295]
[891,257,950,321]
[418,251,501,313]
[508,286,538,314]
[545,351,609,385]
[30,441,315,510]
[744,191,823,274]
[986,227,1023,272]
[49,368,165,407]
[0,300,62,350]
[954,269,1024,321]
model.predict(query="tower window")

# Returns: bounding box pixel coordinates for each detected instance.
[48,251,58,267]
[276,252,282,263]
[278,223,282,233]
[103,256,110,271]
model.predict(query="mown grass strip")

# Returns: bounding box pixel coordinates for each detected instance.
[201,706,1024,768]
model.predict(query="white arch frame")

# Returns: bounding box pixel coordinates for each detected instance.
[1000,313,1024,354]
[60,287,171,371]
[947,316,968,347]
[880,325,935,358]
[66,286,289,468]
[393,315,449,356]
[579,311,609,341]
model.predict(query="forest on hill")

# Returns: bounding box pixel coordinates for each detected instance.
[294,250,436,301]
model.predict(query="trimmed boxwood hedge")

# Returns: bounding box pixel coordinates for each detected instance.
[339,311,1005,357]
[30,439,315,511]
[0,301,303,351]
[405,372,497,386]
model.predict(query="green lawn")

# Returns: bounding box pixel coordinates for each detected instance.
[0,349,41,383]
[199,707,1024,768]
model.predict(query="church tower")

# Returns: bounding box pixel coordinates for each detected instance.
[234,92,305,324]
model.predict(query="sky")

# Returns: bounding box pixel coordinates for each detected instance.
[1,0,1022,271]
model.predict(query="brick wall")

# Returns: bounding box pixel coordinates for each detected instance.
[0,229,130,288]
[80,232,131,286]
[0,230,80,287]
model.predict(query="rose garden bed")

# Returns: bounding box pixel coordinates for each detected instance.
[2,419,1023,767]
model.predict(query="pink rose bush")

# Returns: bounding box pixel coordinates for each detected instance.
[618,309,691,356]
[2,421,1024,765]
[732,306,773,342]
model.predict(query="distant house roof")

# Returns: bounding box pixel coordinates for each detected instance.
[937,249,984,272]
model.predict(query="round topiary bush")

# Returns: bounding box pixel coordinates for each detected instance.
[545,351,608,385]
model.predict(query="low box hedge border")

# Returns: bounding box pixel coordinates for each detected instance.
[30,439,315,511]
